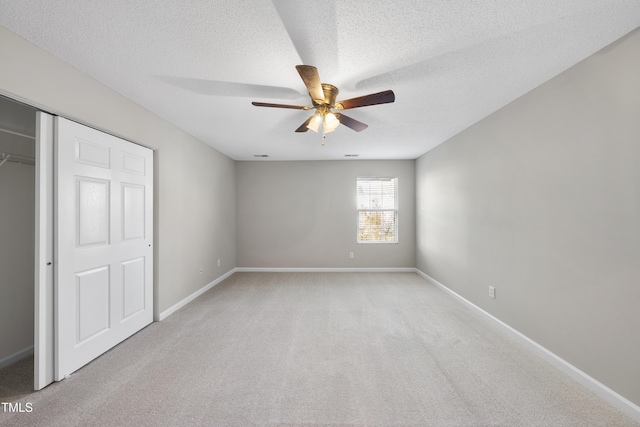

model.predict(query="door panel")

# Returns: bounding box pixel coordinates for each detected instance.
[77,178,110,246]
[122,184,145,239]
[76,266,110,343]
[55,117,153,380]
[122,257,145,319]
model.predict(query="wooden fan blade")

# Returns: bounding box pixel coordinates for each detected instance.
[295,116,313,132]
[295,65,325,103]
[336,113,368,132]
[252,102,309,110]
[334,90,395,110]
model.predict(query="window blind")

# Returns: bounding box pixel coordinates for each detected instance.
[357,177,398,243]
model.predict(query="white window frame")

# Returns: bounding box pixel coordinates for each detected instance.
[357,176,398,244]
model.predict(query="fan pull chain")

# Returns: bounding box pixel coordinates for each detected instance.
[322,133,326,146]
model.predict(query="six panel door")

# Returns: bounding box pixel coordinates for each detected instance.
[55,117,153,380]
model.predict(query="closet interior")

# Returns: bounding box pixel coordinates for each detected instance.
[0,95,37,398]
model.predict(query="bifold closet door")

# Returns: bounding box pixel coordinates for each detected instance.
[55,117,153,380]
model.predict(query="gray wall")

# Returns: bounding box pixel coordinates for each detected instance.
[416,28,640,406]
[0,25,237,316]
[0,162,34,364]
[237,160,415,268]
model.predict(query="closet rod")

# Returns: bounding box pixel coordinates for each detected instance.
[0,152,35,166]
[0,126,35,140]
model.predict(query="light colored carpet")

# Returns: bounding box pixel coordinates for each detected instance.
[0,272,637,426]
[0,355,32,402]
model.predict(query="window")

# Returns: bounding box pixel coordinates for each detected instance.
[357,177,398,243]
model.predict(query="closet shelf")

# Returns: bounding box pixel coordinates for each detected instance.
[0,126,35,140]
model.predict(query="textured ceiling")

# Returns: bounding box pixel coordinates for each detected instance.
[1,1,639,160]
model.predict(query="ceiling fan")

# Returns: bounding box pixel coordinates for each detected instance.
[252,65,395,141]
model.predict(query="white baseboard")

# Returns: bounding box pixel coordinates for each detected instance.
[235,267,416,273]
[0,346,34,370]
[158,268,237,321]
[415,269,640,423]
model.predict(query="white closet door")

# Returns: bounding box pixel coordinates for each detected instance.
[35,111,54,390]
[55,117,153,380]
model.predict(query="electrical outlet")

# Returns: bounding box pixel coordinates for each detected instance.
[217,259,221,267]
[349,252,354,259]
[489,286,496,299]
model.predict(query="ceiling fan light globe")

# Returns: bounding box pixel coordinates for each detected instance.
[323,112,340,133]
[307,113,322,132]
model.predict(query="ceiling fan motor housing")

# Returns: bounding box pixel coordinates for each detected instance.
[314,83,339,107]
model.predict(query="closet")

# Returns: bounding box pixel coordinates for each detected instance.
[1,94,154,393]
[0,95,37,389]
